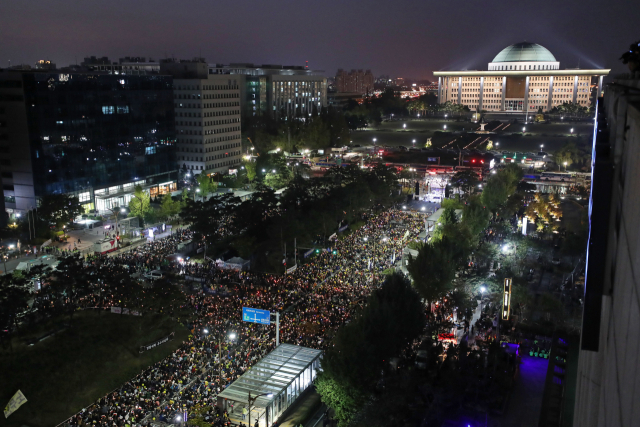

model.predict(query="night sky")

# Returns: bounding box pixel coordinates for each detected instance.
[1,0,638,80]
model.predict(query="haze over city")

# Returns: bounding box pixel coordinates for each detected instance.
[2,0,639,78]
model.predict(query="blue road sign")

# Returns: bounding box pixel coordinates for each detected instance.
[242,307,271,325]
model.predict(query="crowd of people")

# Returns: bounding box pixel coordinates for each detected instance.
[61,209,427,427]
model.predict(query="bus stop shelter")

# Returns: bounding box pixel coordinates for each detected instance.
[217,344,322,427]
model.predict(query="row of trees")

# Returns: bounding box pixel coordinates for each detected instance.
[408,164,524,306]
[316,274,425,425]
[181,164,402,271]
[243,107,350,154]
[0,254,185,349]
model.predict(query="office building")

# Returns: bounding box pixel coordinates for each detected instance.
[161,60,243,174]
[572,75,640,427]
[335,69,374,95]
[434,42,610,113]
[209,63,327,120]
[0,69,177,218]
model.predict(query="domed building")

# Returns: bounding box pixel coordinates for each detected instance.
[434,42,609,113]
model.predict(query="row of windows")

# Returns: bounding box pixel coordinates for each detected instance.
[181,158,241,171]
[177,135,241,145]
[175,85,239,91]
[177,118,240,127]
[178,142,241,153]
[175,102,240,109]
[175,92,239,100]
[178,126,240,135]
[177,109,240,118]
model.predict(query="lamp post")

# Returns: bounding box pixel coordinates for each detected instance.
[107,207,127,240]
[564,161,568,171]
[218,331,236,392]
[248,391,273,427]
[480,286,486,319]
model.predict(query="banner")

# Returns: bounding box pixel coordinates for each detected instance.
[303,248,314,258]
[328,233,337,241]
[286,265,297,274]
[338,225,349,232]
[110,307,141,316]
[4,390,27,419]
[139,332,175,353]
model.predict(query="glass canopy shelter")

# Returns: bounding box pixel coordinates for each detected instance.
[217,344,322,427]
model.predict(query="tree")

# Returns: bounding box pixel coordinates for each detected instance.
[160,194,180,220]
[38,194,84,231]
[196,173,218,200]
[128,185,151,219]
[450,170,479,195]
[440,207,459,226]
[244,160,257,185]
[407,237,460,305]
[317,274,424,425]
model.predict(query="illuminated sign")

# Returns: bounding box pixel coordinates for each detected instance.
[242,307,271,325]
[522,217,528,236]
[502,278,512,320]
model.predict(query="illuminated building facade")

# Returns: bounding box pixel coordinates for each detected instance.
[0,70,177,217]
[434,42,610,113]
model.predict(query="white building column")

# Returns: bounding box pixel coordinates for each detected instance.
[597,75,604,98]
[478,77,484,111]
[438,77,442,104]
[501,76,506,111]
[458,77,462,105]
[572,75,579,103]
[523,76,530,114]
[547,76,554,111]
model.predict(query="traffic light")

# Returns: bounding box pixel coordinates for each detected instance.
[315,249,320,254]
[332,250,337,255]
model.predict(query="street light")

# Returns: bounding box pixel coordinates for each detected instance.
[570,128,574,134]
[563,161,568,171]
[480,286,486,318]
[522,127,526,133]
[248,392,274,427]
[218,331,236,392]
[403,123,406,129]
[443,124,447,130]
[496,142,499,147]
[373,138,377,145]
[540,144,544,151]
[412,139,416,146]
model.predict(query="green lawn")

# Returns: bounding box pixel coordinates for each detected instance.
[0,310,189,427]
[349,118,593,158]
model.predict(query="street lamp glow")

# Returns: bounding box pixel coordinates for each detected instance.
[412,139,416,145]
[402,205,407,209]
[522,127,526,132]
[480,286,486,293]
[229,333,236,340]
[421,206,425,211]
[272,169,276,173]
[502,244,509,252]
[496,142,499,146]
[120,208,126,213]
[262,169,266,172]
[203,329,209,334]
[478,184,482,188]
[373,138,377,144]
[196,188,201,192]
[363,237,368,241]
[570,128,574,133]
[403,124,406,129]
[443,124,447,129]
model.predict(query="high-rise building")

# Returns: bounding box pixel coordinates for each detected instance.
[209,63,327,120]
[335,69,374,95]
[572,75,640,427]
[160,60,243,175]
[434,42,610,112]
[0,69,177,218]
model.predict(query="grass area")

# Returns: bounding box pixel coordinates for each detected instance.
[0,310,189,427]
[349,118,593,160]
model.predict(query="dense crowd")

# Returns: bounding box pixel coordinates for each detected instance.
[62,209,426,427]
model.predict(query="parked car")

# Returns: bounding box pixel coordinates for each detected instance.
[415,350,428,370]
[144,270,164,281]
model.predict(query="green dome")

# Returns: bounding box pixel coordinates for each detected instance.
[492,42,557,63]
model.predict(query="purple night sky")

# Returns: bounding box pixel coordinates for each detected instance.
[1,0,638,79]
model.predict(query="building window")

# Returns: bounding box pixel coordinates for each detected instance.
[78,192,91,202]
[102,106,115,114]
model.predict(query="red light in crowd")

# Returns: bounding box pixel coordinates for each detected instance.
[472,159,476,163]
[481,160,484,164]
